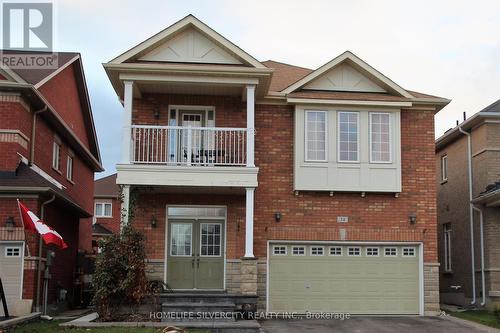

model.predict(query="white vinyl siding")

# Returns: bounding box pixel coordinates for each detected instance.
[338,112,359,162]
[444,223,452,272]
[370,112,391,163]
[305,111,327,161]
[441,155,448,182]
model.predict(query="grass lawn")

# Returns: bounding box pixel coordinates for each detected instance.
[449,310,500,329]
[5,320,207,333]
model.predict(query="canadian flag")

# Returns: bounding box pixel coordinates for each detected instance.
[17,200,68,249]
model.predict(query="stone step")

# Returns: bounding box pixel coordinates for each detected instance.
[161,301,236,313]
[160,320,260,333]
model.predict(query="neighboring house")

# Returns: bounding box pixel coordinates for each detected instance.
[436,99,500,308]
[92,174,121,251]
[0,52,103,315]
[104,15,449,315]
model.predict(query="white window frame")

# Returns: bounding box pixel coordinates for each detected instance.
[52,141,61,171]
[369,112,392,163]
[441,155,448,182]
[347,247,361,256]
[337,111,360,163]
[444,223,452,272]
[384,247,398,257]
[310,246,325,256]
[169,223,193,257]
[273,245,287,256]
[329,246,343,256]
[402,247,416,257]
[292,246,306,256]
[5,246,21,257]
[305,110,328,162]
[366,247,379,257]
[66,155,73,181]
[94,201,113,218]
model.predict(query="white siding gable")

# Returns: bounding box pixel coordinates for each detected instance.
[303,63,386,93]
[139,28,243,65]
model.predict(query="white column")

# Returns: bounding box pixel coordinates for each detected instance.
[121,81,134,164]
[246,85,255,167]
[244,187,255,258]
[120,185,130,230]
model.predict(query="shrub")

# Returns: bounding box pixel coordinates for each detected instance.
[93,225,148,321]
[494,306,500,324]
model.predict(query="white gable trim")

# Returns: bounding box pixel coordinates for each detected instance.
[35,54,80,88]
[282,51,413,98]
[110,15,265,69]
[0,65,26,84]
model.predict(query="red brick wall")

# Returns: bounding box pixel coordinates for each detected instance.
[0,101,31,171]
[93,197,121,234]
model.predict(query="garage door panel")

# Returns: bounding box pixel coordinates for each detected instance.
[0,243,24,317]
[269,243,420,315]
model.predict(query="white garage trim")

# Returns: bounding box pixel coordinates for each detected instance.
[0,241,25,300]
[266,240,424,316]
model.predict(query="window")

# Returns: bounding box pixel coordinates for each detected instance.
[348,247,361,256]
[338,112,359,162]
[329,246,342,256]
[200,223,221,257]
[384,247,397,257]
[366,247,379,256]
[370,112,391,163]
[310,246,324,256]
[52,142,61,171]
[441,155,448,182]
[66,155,73,181]
[444,223,452,272]
[95,202,112,218]
[305,111,327,161]
[402,247,416,257]
[5,247,21,257]
[170,223,192,256]
[273,246,287,255]
[292,246,305,256]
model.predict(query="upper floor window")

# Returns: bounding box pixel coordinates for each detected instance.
[443,223,452,272]
[441,155,448,182]
[95,202,112,218]
[338,112,359,162]
[305,111,327,161]
[66,153,74,182]
[370,112,391,163]
[52,141,61,171]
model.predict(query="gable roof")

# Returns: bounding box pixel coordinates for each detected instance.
[110,15,265,69]
[282,51,413,98]
[94,173,119,198]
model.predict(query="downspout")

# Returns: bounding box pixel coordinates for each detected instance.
[458,126,476,304]
[35,194,55,312]
[472,205,486,306]
[29,106,48,166]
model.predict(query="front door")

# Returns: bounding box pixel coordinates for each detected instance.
[180,112,204,163]
[167,220,224,289]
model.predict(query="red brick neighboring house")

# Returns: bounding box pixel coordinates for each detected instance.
[104,15,450,315]
[92,174,120,252]
[0,52,103,315]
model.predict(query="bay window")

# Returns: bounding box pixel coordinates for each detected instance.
[305,111,327,161]
[370,112,391,163]
[338,112,359,162]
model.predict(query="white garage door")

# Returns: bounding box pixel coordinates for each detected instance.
[268,243,421,315]
[0,242,24,316]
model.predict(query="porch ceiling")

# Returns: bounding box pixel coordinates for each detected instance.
[137,81,243,96]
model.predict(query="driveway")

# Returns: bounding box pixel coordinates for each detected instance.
[260,316,498,333]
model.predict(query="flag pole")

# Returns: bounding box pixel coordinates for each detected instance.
[16,199,31,257]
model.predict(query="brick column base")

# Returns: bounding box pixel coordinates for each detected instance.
[240,258,258,295]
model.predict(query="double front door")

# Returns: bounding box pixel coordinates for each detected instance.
[167,219,224,289]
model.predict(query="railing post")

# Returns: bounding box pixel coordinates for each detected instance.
[246,85,255,167]
[187,127,192,166]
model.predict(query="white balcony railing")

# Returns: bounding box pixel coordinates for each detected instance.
[131,125,247,166]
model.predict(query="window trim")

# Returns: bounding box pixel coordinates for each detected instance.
[199,222,222,258]
[347,247,361,257]
[5,246,21,257]
[369,112,392,164]
[366,247,380,257]
[272,245,287,256]
[94,201,113,218]
[444,223,452,272]
[169,223,193,257]
[291,246,306,256]
[66,155,74,182]
[402,247,416,257]
[337,111,360,163]
[329,246,343,256]
[310,246,325,256]
[52,141,61,171]
[304,110,328,162]
[441,155,448,182]
[384,247,398,257]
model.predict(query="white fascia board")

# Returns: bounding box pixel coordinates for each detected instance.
[119,73,259,86]
[287,97,412,108]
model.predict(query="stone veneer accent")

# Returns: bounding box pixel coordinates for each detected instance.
[424,263,440,314]
[226,259,241,294]
[145,260,164,281]
[240,258,258,295]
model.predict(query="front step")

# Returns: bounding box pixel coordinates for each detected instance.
[161,320,260,333]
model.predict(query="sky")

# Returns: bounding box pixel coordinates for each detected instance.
[51,0,500,178]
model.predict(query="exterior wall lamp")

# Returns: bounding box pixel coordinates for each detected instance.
[275,212,281,223]
[409,213,417,224]
[5,216,15,231]
[151,215,157,228]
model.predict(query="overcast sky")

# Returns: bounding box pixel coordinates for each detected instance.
[54,0,500,178]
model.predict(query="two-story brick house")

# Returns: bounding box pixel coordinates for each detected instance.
[105,15,449,315]
[0,52,102,315]
[436,99,500,308]
[92,174,120,252]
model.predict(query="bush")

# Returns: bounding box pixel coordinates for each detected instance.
[93,225,148,321]
[494,306,500,324]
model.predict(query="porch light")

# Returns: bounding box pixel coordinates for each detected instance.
[151,215,157,228]
[275,212,281,223]
[409,213,417,224]
[154,107,160,120]
[5,216,15,231]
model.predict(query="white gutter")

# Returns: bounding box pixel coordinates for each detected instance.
[472,205,486,306]
[458,125,476,305]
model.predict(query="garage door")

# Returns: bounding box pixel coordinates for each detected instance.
[0,242,24,316]
[268,243,420,315]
